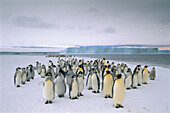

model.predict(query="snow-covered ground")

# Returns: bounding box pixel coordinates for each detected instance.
[0,55,169,113]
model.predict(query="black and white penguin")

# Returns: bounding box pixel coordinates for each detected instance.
[14,67,21,87]
[40,65,46,78]
[77,72,84,96]
[36,61,41,75]
[21,67,27,84]
[103,71,114,98]
[117,64,121,74]
[69,75,78,99]
[150,67,156,80]
[142,65,149,84]
[55,73,66,98]
[124,68,132,90]
[86,70,93,90]
[92,71,100,93]
[123,64,128,75]
[43,72,55,104]
[29,64,35,79]
[132,71,138,89]
[121,63,125,73]
[66,65,74,86]
[113,74,125,108]
[137,65,142,86]
[26,66,30,82]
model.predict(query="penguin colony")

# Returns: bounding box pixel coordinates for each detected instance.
[14,56,156,108]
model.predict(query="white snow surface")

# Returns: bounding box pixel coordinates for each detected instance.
[0,55,169,113]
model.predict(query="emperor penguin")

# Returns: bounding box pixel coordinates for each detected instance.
[26,66,30,82]
[69,75,78,99]
[49,60,54,67]
[121,63,125,73]
[72,61,77,74]
[76,66,84,77]
[40,65,46,78]
[43,72,55,104]
[29,64,35,79]
[132,71,138,89]
[124,68,132,90]
[142,65,149,84]
[14,67,21,87]
[117,64,121,74]
[113,74,125,108]
[137,65,142,86]
[21,67,27,84]
[92,71,100,93]
[103,71,114,98]
[36,62,41,75]
[55,73,66,98]
[102,58,106,65]
[150,67,156,80]
[83,63,88,76]
[123,64,128,75]
[66,65,74,86]
[86,70,93,90]
[77,72,84,96]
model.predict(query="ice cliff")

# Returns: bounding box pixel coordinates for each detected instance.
[60,46,158,54]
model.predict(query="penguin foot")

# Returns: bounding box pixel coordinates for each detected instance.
[80,93,84,96]
[143,82,147,84]
[77,94,80,97]
[22,82,25,85]
[92,91,97,93]
[49,101,52,104]
[27,80,30,82]
[126,88,131,90]
[104,96,107,98]
[75,97,78,99]
[45,101,48,104]
[115,105,119,108]
[137,84,141,86]
[132,87,137,89]
[108,96,112,98]
[16,85,20,87]
[97,91,100,93]
[119,104,123,108]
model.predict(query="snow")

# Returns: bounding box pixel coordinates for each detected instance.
[0,55,170,113]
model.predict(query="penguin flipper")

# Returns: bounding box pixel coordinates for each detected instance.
[86,74,90,86]
[97,75,100,90]
[53,82,55,99]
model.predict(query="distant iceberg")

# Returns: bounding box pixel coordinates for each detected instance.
[60,46,159,54]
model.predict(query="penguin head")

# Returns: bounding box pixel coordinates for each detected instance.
[103,58,105,60]
[72,75,77,79]
[116,74,122,79]
[45,72,52,77]
[144,65,148,68]
[17,67,21,70]
[22,67,25,70]
[127,68,131,73]
[153,67,155,69]
[106,70,110,74]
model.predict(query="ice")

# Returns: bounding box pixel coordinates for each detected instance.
[60,46,158,54]
[0,55,169,113]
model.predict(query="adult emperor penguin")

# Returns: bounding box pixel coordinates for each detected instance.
[55,73,66,98]
[77,72,84,96]
[137,65,142,86]
[21,67,27,84]
[92,71,100,93]
[101,58,106,65]
[26,66,30,82]
[124,68,132,90]
[103,71,113,98]
[86,70,93,90]
[150,67,156,80]
[132,71,138,89]
[36,62,41,75]
[43,72,55,104]
[40,65,46,78]
[29,64,35,79]
[14,67,21,87]
[66,65,74,86]
[113,74,125,108]
[69,75,78,99]
[142,65,149,84]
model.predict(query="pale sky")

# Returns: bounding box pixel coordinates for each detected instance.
[0,0,170,47]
